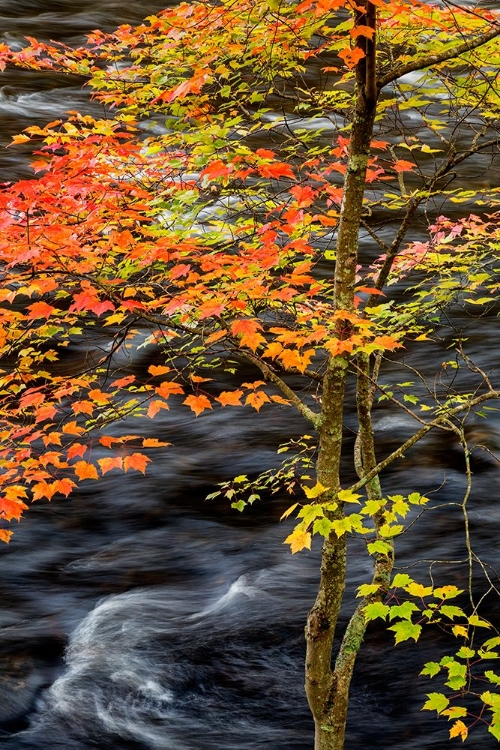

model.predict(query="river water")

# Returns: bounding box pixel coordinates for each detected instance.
[1,2,500,749]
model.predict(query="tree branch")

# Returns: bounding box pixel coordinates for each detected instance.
[378,24,500,89]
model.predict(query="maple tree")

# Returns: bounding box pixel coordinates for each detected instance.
[1,0,500,747]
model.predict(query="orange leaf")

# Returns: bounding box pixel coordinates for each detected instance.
[0,529,13,544]
[53,478,76,497]
[245,391,270,412]
[62,421,85,436]
[32,482,58,501]
[270,394,291,405]
[148,365,172,376]
[74,461,99,481]
[35,403,58,423]
[19,391,45,410]
[72,401,95,416]
[0,496,29,521]
[215,390,244,407]
[142,438,171,447]
[184,394,212,416]
[123,452,151,474]
[394,159,416,173]
[231,319,266,352]
[98,456,124,474]
[350,24,375,40]
[156,380,184,398]
[147,399,170,418]
[111,375,136,388]
[338,47,365,69]
[27,300,56,319]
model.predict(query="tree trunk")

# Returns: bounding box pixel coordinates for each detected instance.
[304,3,379,747]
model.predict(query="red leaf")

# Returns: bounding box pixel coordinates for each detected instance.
[258,162,296,181]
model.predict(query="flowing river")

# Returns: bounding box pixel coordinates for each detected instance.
[1,2,500,749]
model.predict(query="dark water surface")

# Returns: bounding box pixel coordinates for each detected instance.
[1,3,500,749]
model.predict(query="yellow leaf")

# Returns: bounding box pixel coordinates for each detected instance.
[280,502,299,521]
[284,529,312,554]
[303,482,329,500]
[449,720,468,742]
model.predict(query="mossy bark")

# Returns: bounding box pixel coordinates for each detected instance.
[304,3,379,748]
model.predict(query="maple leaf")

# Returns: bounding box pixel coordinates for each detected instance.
[98,456,124,474]
[32,482,58,501]
[393,159,416,173]
[184,394,212,416]
[350,25,375,40]
[72,400,95,416]
[53,478,76,496]
[142,438,171,447]
[338,47,365,69]
[147,399,170,418]
[156,380,184,399]
[123,453,151,474]
[0,529,13,544]
[62,421,85,436]
[200,160,233,181]
[35,403,58,423]
[284,529,312,554]
[0,495,29,521]
[449,720,468,742]
[215,390,244,407]
[245,391,270,412]
[231,319,266,352]
[148,365,172,376]
[19,390,45,410]
[111,375,136,388]
[258,162,296,181]
[27,300,56,319]
[74,461,99,481]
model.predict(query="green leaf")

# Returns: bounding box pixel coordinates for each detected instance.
[388,620,422,644]
[422,692,450,715]
[421,661,440,677]
[364,602,390,622]
[337,489,362,504]
[485,671,500,686]
[231,500,246,511]
[389,601,420,621]
[391,573,413,588]
[469,614,492,628]
[313,517,333,538]
[367,540,392,556]
[488,724,500,742]
[440,605,465,620]
[356,583,382,598]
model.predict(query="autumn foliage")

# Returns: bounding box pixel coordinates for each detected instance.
[1,0,500,745]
